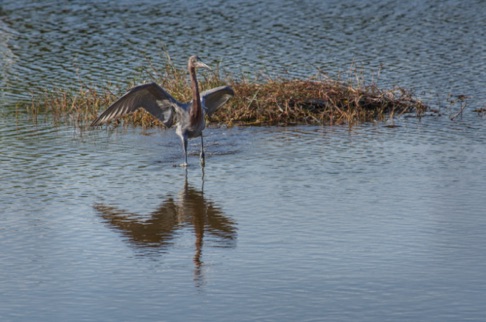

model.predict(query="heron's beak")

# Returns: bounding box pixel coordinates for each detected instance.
[195,60,211,70]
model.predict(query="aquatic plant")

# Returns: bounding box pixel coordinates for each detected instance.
[20,56,428,127]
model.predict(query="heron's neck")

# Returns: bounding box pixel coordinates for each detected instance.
[189,66,202,125]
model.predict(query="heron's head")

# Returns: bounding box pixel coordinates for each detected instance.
[188,55,211,70]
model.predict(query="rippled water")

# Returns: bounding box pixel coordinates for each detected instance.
[2,116,486,321]
[1,0,486,321]
[2,0,486,106]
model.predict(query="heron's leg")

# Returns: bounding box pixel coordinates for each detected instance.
[181,137,188,167]
[200,134,205,167]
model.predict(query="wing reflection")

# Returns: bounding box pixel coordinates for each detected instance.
[93,176,237,287]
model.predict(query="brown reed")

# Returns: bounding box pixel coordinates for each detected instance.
[21,57,428,127]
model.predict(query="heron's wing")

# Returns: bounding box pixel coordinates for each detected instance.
[91,83,181,127]
[200,86,235,117]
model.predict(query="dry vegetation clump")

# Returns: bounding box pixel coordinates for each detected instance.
[218,77,427,126]
[21,58,428,127]
[25,85,115,125]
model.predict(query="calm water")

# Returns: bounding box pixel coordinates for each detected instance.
[1,0,486,321]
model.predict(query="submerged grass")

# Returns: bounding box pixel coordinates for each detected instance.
[21,57,428,127]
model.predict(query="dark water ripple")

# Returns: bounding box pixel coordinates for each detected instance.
[1,0,486,108]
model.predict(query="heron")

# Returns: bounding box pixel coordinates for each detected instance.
[91,55,234,167]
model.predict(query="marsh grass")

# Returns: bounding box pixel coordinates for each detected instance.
[21,57,428,127]
[217,75,427,126]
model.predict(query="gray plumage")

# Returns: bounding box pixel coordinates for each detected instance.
[91,56,234,166]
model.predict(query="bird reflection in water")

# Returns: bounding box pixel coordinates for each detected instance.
[93,175,237,287]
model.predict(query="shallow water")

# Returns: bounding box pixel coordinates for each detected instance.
[1,0,486,321]
[2,116,486,321]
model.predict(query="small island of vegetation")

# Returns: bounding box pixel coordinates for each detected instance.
[23,56,428,127]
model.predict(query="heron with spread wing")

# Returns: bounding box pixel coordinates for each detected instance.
[91,55,234,167]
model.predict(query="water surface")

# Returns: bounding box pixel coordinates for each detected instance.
[1,0,486,107]
[1,0,486,321]
[2,116,486,321]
